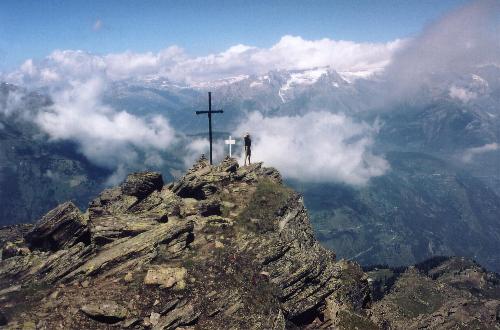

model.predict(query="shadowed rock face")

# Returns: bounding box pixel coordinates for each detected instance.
[121,172,164,200]
[24,202,89,251]
[0,157,498,329]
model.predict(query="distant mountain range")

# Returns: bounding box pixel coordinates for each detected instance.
[1,63,499,271]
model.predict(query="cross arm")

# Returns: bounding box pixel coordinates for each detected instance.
[196,109,223,115]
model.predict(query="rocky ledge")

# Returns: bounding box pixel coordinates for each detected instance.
[0,156,499,329]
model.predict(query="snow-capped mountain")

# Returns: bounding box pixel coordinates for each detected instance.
[69,64,500,199]
[103,65,500,152]
[116,66,373,111]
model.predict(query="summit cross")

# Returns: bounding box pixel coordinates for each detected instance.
[224,135,236,157]
[195,92,223,165]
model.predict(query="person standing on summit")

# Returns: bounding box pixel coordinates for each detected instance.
[244,132,251,166]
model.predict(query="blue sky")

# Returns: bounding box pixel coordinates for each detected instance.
[0,0,469,70]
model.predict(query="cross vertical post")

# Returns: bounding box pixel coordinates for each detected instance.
[208,92,212,164]
[195,92,223,165]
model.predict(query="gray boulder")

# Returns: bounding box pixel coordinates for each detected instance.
[80,300,128,324]
[25,202,88,251]
[121,172,163,199]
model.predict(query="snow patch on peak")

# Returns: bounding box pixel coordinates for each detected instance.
[338,70,380,83]
[278,67,329,102]
[250,81,262,88]
[449,85,477,103]
[191,75,250,89]
[471,74,489,88]
[249,75,272,88]
[281,68,329,91]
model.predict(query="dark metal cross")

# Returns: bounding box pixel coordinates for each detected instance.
[195,92,223,165]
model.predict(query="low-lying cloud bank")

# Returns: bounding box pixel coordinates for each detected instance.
[35,78,177,170]
[2,35,401,185]
[4,36,402,86]
[234,112,389,185]
[0,78,178,184]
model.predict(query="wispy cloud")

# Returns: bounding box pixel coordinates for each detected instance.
[1,74,179,182]
[382,0,500,101]
[35,77,177,169]
[93,19,103,32]
[183,138,224,168]
[1,35,400,185]
[462,143,499,163]
[173,36,403,83]
[233,112,389,185]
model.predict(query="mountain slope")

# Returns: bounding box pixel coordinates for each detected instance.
[0,158,373,329]
[2,64,500,275]
[1,159,498,329]
[0,83,110,225]
[368,257,500,329]
[296,151,500,273]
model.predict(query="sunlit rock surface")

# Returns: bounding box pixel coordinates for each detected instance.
[0,157,498,329]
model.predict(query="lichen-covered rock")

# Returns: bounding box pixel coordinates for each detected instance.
[1,159,497,329]
[153,302,200,330]
[31,242,94,283]
[80,300,128,323]
[89,214,163,245]
[25,202,88,251]
[88,179,181,246]
[121,171,164,199]
[217,156,239,173]
[144,266,187,289]
[171,156,244,200]
[88,186,137,218]
[66,220,194,280]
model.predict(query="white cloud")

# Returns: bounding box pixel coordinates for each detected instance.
[382,0,500,100]
[5,36,402,87]
[173,36,403,83]
[449,85,477,103]
[2,51,182,183]
[0,35,400,185]
[462,143,499,163]
[183,138,224,168]
[0,88,24,116]
[233,112,389,185]
[35,77,177,171]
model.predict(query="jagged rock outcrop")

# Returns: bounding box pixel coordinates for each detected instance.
[121,172,164,199]
[0,157,498,329]
[25,202,89,251]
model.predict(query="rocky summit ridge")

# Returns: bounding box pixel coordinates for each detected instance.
[0,157,499,329]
